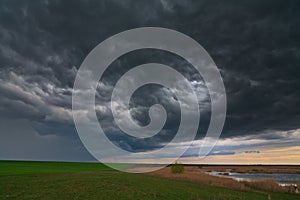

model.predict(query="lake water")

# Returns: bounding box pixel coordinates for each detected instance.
[206,171,300,185]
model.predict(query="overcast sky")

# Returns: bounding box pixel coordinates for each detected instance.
[0,0,299,164]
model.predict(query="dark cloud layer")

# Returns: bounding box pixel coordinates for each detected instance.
[0,0,299,160]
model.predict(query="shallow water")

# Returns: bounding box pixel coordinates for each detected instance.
[206,171,300,184]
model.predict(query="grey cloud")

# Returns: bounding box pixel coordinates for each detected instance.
[0,119,93,161]
[0,0,299,160]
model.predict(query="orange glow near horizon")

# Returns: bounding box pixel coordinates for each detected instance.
[178,146,300,165]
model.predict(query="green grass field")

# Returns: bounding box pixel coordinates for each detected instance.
[0,161,298,200]
[0,161,112,175]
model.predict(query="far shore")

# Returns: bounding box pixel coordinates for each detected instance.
[183,164,300,174]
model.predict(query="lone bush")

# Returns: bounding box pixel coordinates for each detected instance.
[171,162,184,173]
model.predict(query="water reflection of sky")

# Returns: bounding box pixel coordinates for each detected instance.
[206,171,300,184]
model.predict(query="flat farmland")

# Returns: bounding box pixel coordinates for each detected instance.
[0,161,298,200]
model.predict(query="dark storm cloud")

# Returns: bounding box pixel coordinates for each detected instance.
[0,0,300,159]
[0,119,94,161]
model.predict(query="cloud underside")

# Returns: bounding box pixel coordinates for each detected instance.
[0,0,299,162]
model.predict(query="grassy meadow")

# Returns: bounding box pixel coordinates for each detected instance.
[0,161,299,199]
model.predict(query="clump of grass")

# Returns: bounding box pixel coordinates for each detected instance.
[243,179,282,192]
[171,162,184,173]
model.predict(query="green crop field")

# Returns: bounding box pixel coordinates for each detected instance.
[0,161,112,175]
[0,161,298,200]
